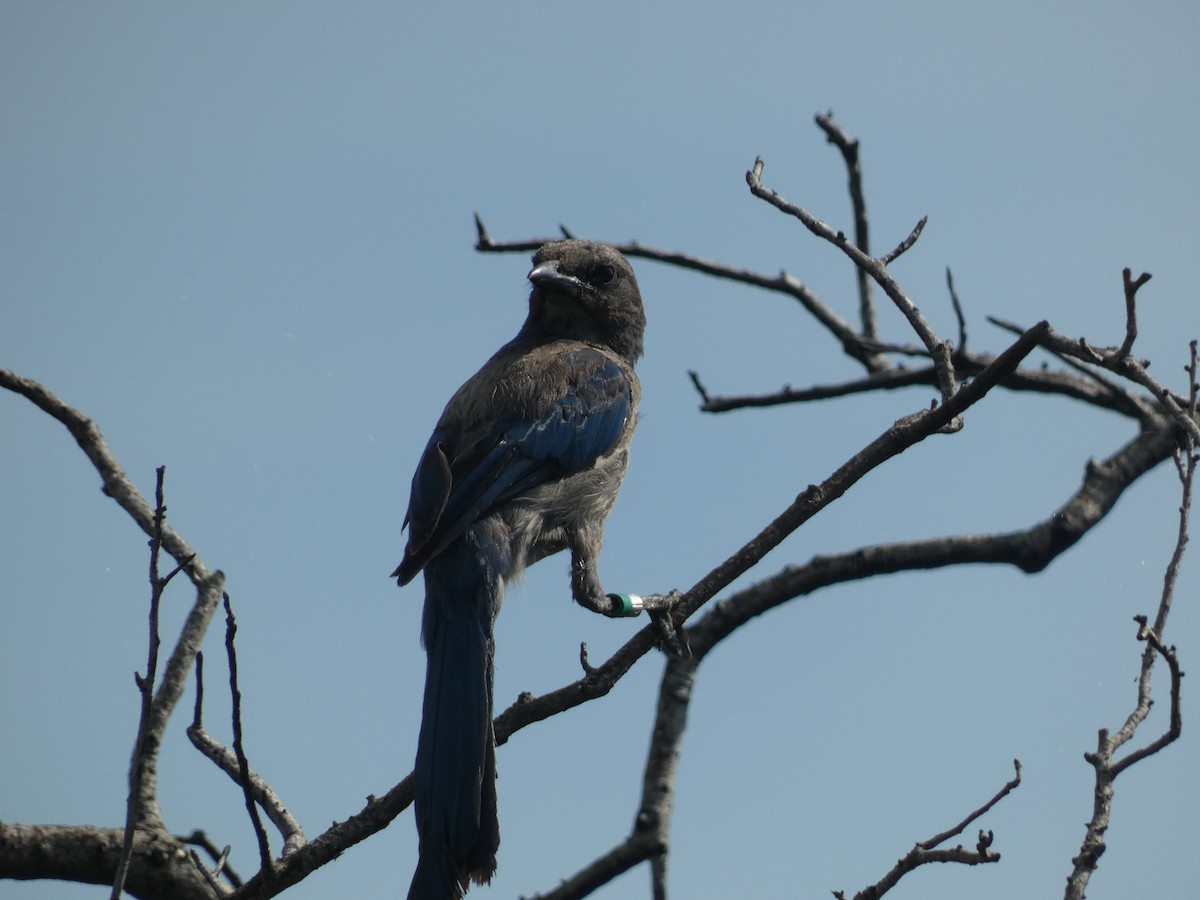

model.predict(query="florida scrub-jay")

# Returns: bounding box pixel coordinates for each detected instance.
[394,240,646,899]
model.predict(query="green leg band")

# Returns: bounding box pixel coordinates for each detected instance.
[606,593,644,617]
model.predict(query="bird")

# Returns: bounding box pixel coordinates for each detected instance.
[394,239,646,899]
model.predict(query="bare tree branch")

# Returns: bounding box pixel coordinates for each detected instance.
[0,368,211,584]
[491,193,1189,900]
[516,325,1046,898]
[833,760,1020,900]
[474,220,1162,431]
[1,369,226,896]
[187,652,306,859]
[919,760,1023,850]
[0,368,228,753]
[230,778,415,900]
[177,831,241,889]
[745,156,958,410]
[687,422,1177,659]
[221,596,272,873]
[987,316,1160,422]
[112,468,172,899]
[476,215,886,370]
[0,823,215,900]
[990,311,1200,446]
[946,267,967,352]
[584,330,1177,900]
[523,655,696,900]
[814,111,881,351]
[493,323,1048,756]
[692,365,941,411]
[879,215,927,266]
[1064,341,1194,900]
[1117,267,1152,358]
[1113,618,1185,775]
[694,346,1161,422]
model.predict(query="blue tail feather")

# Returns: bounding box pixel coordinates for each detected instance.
[408,528,504,900]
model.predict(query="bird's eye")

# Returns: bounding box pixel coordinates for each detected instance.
[583,264,615,287]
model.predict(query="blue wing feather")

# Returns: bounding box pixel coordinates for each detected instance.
[396,346,631,582]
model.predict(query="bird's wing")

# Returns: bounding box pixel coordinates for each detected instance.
[396,345,632,581]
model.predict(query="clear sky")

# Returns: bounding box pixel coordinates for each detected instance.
[2,2,1198,898]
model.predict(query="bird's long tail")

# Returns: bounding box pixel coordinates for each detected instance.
[408,529,504,900]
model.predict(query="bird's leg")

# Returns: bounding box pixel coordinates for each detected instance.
[567,529,624,617]
[566,525,653,618]
[566,529,689,654]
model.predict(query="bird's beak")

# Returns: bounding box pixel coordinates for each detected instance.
[528,259,582,297]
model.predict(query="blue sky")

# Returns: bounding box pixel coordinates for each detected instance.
[2,3,1198,898]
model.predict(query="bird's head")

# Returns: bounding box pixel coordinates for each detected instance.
[524,240,646,364]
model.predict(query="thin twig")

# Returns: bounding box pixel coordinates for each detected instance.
[946,267,967,353]
[686,370,711,405]
[814,111,879,344]
[578,642,596,676]
[111,468,170,899]
[223,595,273,873]
[1112,619,1185,775]
[1065,344,1194,899]
[177,830,242,888]
[919,760,1022,850]
[691,337,1158,419]
[695,366,939,411]
[836,832,1000,900]
[745,157,958,409]
[990,313,1198,442]
[835,760,1020,900]
[879,216,927,266]
[188,653,307,858]
[1116,267,1152,359]
[986,316,1159,422]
